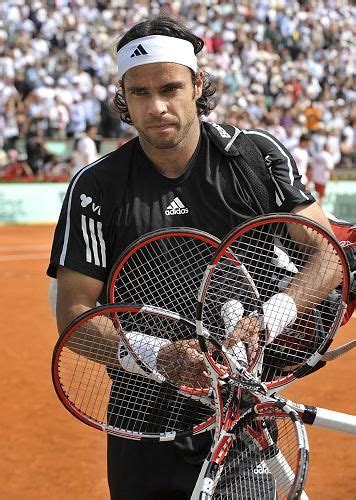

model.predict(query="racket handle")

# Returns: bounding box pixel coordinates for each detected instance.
[191,458,210,500]
[313,408,356,434]
[275,397,356,435]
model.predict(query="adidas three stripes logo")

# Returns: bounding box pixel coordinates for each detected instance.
[130,44,148,57]
[165,197,189,215]
[81,215,106,267]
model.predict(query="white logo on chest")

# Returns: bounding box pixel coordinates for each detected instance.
[80,193,101,215]
[165,197,189,216]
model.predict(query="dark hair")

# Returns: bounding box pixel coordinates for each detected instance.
[300,133,311,143]
[111,16,216,124]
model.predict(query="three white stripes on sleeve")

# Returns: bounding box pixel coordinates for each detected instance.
[81,215,107,267]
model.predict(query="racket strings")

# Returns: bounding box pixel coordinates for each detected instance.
[201,220,345,384]
[57,308,215,438]
[58,315,122,421]
[112,236,217,317]
[107,372,208,434]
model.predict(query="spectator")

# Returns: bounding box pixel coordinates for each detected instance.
[70,124,99,179]
[291,134,311,188]
[25,132,49,176]
[310,143,335,205]
[43,154,69,182]
[25,90,49,136]
[48,95,70,138]
[67,96,87,138]
[338,117,355,168]
[2,149,33,180]
[304,100,323,133]
[99,85,123,138]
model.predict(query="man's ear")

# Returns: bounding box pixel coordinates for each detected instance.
[119,80,126,99]
[194,70,204,100]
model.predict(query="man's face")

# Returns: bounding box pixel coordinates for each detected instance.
[122,63,203,150]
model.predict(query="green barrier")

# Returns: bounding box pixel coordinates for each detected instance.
[0,183,68,223]
[321,180,356,223]
[0,180,355,225]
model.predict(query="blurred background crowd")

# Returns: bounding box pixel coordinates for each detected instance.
[0,0,354,202]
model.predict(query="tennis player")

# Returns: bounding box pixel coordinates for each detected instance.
[47,15,335,499]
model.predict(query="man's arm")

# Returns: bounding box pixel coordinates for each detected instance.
[286,201,343,311]
[56,266,104,333]
[225,202,343,355]
[55,266,124,367]
[291,200,333,232]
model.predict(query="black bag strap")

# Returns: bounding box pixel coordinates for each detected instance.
[203,122,275,213]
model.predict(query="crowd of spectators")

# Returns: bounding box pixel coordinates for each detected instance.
[0,0,355,191]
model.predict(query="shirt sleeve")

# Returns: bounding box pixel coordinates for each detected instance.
[244,129,315,211]
[47,167,109,282]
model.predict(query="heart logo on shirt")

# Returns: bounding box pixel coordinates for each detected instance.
[80,194,92,207]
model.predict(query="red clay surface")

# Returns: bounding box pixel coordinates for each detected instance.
[1,224,355,499]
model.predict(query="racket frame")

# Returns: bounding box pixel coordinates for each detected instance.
[52,303,219,441]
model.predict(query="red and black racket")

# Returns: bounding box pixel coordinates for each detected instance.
[192,213,351,498]
[196,213,350,391]
[194,402,309,500]
[52,303,219,441]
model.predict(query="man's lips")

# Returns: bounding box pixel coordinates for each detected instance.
[146,123,176,129]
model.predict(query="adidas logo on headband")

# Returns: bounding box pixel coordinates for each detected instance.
[130,44,148,58]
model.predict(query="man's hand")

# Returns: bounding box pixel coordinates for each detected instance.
[156,339,211,388]
[223,316,260,364]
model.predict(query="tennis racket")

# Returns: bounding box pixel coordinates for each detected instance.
[52,302,223,441]
[52,300,356,441]
[192,213,351,498]
[195,402,309,500]
[106,222,355,435]
[196,213,350,392]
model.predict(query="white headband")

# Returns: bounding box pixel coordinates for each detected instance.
[117,35,198,79]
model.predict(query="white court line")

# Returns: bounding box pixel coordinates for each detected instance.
[0,253,50,262]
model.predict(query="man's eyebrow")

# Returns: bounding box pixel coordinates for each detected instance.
[126,81,185,92]
[160,81,185,89]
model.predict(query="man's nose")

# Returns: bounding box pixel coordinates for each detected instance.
[147,96,168,116]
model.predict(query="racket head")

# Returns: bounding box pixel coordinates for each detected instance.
[197,213,350,390]
[52,303,216,441]
[202,403,309,500]
[106,227,221,318]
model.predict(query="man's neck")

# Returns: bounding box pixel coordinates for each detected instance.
[139,120,201,179]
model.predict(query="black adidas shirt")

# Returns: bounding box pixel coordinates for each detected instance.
[47,123,314,284]
[48,122,315,476]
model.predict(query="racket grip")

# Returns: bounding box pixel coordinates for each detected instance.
[313,408,356,434]
[191,458,210,500]
[221,300,248,367]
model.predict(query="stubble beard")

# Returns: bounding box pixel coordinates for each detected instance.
[140,114,197,150]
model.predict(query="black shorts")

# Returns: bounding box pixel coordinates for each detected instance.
[107,433,212,500]
[107,432,277,500]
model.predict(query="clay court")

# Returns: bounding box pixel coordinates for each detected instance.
[1,223,355,499]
